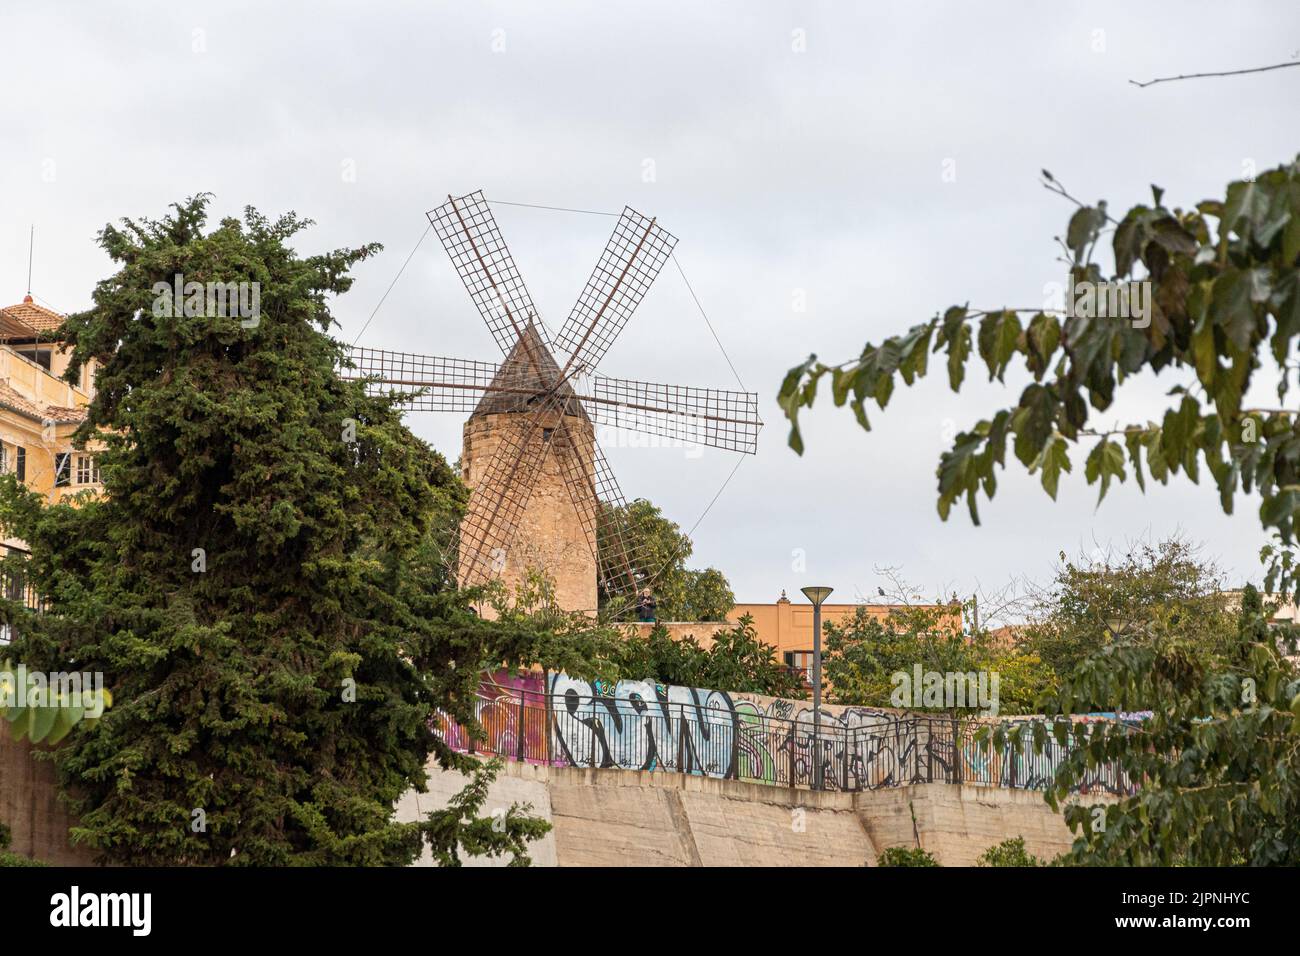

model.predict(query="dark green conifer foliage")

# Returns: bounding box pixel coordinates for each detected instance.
[0,196,577,865]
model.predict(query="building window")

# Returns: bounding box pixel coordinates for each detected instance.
[783,650,815,686]
[0,444,7,475]
[54,452,71,487]
[75,454,100,485]
[15,348,51,371]
[16,447,25,482]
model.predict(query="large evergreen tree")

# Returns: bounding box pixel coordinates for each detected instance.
[0,196,589,865]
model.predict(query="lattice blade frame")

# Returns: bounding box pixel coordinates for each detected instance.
[549,422,646,619]
[341,343,585,418]
[342,346,503,412]
[591,445,655,618]
[583,374,762,455]
[457,414,551,589]
[428,190,554,356]
[556,207,677,374]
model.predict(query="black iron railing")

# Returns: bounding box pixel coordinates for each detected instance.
[0,546,45,644]
[436,686,1138,796]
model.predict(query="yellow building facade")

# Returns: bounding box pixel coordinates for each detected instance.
[0,296,101,603]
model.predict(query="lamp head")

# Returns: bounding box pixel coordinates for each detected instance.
[800,585,834,608]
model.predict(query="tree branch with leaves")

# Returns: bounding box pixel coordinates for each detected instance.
[780,155,1300,595]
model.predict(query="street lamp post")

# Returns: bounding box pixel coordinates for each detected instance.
[801,585,833,789]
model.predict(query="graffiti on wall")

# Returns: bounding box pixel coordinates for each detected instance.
[546,673,928,790]
[434,670,555,765]
[940,716,1138,795]
[435,670,1138,795]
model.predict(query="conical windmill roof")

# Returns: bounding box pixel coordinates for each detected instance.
[470,323,590,422]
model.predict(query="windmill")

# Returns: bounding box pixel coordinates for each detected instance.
[344,191,762,618]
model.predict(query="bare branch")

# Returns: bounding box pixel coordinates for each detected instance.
[1041,172,1118,224]
[1129,60,1300,89]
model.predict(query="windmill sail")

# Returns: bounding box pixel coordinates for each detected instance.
[428,191,555,355]
[352,191,757,619]
[555,207,676,374]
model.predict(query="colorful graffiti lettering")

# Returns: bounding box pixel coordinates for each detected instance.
[435,670,1139,796]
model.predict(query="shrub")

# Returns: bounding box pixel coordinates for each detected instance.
[876,846,940,867]
[977,836,1042,867]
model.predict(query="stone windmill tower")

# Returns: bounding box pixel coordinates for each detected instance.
[460,324,598,612]
[346,191,762,617]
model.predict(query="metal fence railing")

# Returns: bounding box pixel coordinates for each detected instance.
[435,686,1139,797]
[0,546,45,645]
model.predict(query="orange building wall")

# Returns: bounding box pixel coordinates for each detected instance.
[627,596,963,663]
[729,597,961,657]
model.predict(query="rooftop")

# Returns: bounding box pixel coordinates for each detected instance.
[0,297,88,423]
[0,295,65,335]
[471,324,589,421]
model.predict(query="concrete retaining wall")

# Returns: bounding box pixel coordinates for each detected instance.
[399,757,1109,866]
[855,783,1093,866]
[0,734,95,865]
[2,738,1103,867]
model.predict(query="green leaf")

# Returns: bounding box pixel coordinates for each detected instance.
[1125,430,1147,493]
[944,318,972,391]
[28,706,57,745]
[1224,179,1270,239]
[1033,434,1072,500]
[778,356,820,455]
[1261,490,1297,534]
[977,311,1022,382]
[937,431,987,524]
[1026,312,1061,380]
[1150,216,1198,257]
[9,707,32,742]
[1191,320,1218,386]
[1113,208,1151,277]
[1066,206,1106,263]
[830,366,854,407]
[1011,385,1057,467]
[896,323,934,385]
[1283,213,1300,268]
[44,706,77,746]
[1084,437,1126,504]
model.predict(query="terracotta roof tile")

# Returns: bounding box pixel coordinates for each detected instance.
[42,405,88,424]
[0,382,42,419]
[0,386,87,424]
[0,296,65,334]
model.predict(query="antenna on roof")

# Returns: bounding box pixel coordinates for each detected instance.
[26,225,34,296]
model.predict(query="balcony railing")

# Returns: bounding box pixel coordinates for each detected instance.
[0,546,46,644]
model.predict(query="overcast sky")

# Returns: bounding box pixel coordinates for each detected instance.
[2,1,1298,613]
